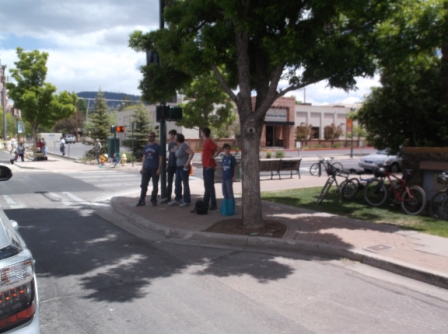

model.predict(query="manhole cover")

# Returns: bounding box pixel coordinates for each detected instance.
[364,244,394,252]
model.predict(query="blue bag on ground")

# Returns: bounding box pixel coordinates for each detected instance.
[220,199,235,216]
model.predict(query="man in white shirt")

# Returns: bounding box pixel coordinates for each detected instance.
[59,137,66,156]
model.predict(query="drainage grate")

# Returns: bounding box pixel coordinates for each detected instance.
[364,244,394,252]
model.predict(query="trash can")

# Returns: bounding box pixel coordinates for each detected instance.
[107,138,120,158]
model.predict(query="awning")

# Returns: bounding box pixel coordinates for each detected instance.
[264,121,295,126]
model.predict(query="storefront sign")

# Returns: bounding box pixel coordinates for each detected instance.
[265,108,287,122]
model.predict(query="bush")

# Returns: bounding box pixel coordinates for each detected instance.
[265,150,272,158]
[275,150,285,158]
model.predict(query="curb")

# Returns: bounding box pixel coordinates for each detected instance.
[110,197,448,290]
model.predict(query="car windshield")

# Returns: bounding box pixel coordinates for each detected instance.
[376,149,389,155]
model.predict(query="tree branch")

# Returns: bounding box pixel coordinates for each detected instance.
[210,64,237,102]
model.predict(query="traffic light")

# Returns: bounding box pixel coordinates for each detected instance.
[146,50,159,65]
[110,125,125,133]
[156,105,183,122]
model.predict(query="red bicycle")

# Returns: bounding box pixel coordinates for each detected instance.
[364,166,426,215]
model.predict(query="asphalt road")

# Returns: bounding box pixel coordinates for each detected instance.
[1,164,448,333]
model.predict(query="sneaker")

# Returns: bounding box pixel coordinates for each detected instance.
[168,200,180,206]
[179,202,190,207]
[160,198,170,204]
[209,205,218,210]
[136,201,146,207]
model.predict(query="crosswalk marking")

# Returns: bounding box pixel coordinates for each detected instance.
[2,195,25,209]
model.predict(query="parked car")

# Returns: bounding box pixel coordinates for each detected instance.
[0,166,40,333]
[359,148,402,173]
[64,134,76,144]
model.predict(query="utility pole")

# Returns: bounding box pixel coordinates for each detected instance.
[158,0,167,198]
[1,63,6,142]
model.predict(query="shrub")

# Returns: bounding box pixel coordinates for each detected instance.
[265,150,272,158]
[275,150,285,158]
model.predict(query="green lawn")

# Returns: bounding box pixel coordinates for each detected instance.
[261,186,448,238]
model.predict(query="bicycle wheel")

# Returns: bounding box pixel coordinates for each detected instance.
[429,192,448,220]
[341,178,360,200]
[317,179,333,204]
[364,179,388,206]
[332,162,343,172]
[309,163,320,176]
[401,186,426,215]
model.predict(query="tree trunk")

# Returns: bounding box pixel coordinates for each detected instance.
[240,116,264,228]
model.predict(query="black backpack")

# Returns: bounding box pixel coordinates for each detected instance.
[191,198,208,215]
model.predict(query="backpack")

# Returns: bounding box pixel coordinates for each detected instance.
[191,198,208,215]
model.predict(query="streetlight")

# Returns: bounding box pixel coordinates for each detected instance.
[0,63,6,143]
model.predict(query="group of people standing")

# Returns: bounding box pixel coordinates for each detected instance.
[136,127,238,213]
[9,137,46,164]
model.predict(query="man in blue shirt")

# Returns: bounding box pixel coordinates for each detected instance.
[137,131,163,207]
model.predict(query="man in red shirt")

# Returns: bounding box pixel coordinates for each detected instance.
[201,127,222,210]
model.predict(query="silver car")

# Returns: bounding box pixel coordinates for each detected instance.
[359,148,402,173]
[63,134,76,144]
[0,166,39,333]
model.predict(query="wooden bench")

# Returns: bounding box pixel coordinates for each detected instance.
[259,158,302,180]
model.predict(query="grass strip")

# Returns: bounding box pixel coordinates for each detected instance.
[261,186,448,238]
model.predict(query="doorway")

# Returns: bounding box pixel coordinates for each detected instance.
[266,126,274,147]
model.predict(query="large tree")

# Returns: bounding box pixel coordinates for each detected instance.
[129,0,398,227]
[6,48,77,149]
[122,103,155,160]
[358,55,448,150]
[357,0,448,150]
[85,91,111,152]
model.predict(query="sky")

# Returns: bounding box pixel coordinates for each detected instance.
[0,0,380,106]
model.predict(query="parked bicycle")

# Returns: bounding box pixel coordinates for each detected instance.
[364,166,426,215]
[316,165,359,204]
[309,156,343,177]
[429,171,448,220]
[341,168,378,199]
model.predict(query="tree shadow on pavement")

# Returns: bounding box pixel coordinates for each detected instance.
[5,205,323,304]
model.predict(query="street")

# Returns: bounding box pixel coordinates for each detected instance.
[1,151,447,333]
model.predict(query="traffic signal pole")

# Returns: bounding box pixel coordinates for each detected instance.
[158,0,167,199]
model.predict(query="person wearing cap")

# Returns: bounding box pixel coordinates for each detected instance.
[94,139,102,165]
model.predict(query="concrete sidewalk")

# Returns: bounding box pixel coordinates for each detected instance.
[9,152,448,289]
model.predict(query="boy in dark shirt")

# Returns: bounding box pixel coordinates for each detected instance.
[220,143,237,215]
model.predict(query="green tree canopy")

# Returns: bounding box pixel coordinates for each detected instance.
[358,55,448,150]
[6,48,77,148]
[129,0,400,227]
[178,72,234,131]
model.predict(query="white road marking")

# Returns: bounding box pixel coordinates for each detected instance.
[2,195,25,209]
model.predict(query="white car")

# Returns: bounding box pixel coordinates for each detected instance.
[359,148,402,173]
[0,166,40,333]
[64,134,76,144]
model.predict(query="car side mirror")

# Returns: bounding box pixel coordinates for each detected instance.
[0,166,13,181]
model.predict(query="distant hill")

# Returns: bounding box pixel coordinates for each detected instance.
[77,91,141,109]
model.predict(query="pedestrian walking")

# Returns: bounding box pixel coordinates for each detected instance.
[94,139,102,164]
[136,132,163,207]
[201,127,222,210]
[17,142,25,162]
[218,143,237,215]
[41,138,47,156]
[59,137,65,156]
[168,133,194,207]
[9,137,16,154]
[161,129,178,204]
